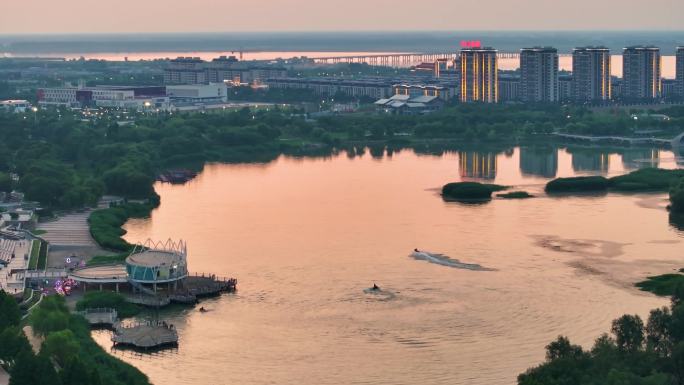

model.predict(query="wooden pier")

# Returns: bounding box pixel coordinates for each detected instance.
[112,321,178,349]
[75,308,118,326]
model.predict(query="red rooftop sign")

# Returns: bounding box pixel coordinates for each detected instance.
[460,40,482,48]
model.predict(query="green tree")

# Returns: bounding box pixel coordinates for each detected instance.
[42,330,80,367]
[647,307,673,356]
[0,327,31,369]
[0,172,11,193]
[545,335,584,361]
[29,296,70,336]
[611,314,645,353]
[0,290,21,330]
[60,358,102,385]
[9,350,61,385]
[670,178,684,214]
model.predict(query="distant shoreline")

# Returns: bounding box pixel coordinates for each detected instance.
[1,30,683,55]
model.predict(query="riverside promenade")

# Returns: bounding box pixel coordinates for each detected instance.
[0,239,31,294]
[36,210,113,268]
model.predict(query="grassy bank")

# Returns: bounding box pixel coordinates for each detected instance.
[88,201,158,252]
[29,296,150,385]
[76,292,140,318]
[545,176,609,193]
[87,252,130,266]
[27,240,40,269]
[636,270,684,296]
[610,168,684,192]
[36,240,47,270]
[546,168,684,195]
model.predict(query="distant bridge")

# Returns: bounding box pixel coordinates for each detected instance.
[311,52,572,66]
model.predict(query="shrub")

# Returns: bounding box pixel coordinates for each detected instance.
[610,168,684,192]
[76,292,140,318]
[545,176,609,193]
[497,191,534,199]
[88,203,155,251]
[670,178,684,213]
[442,182,507,200]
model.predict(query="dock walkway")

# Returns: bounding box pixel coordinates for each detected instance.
[75,308,118,326]
[112,321,178,349]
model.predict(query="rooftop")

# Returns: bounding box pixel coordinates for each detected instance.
[126,250,185,268]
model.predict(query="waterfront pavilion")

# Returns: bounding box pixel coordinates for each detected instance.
[70,239,188,293]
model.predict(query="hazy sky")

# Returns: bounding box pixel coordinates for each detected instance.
[1,0,682,34]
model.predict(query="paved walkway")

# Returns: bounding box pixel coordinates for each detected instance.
[36,211,112,268]
[0,239,31,294]
[37,211,95,247]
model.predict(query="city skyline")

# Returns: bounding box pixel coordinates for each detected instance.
[1,0,682,34]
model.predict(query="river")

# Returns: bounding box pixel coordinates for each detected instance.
[2,51,677,79]
[94,145,684,385]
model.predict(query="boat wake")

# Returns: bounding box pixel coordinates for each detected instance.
[410,251,494,271]
[362,286,397,301]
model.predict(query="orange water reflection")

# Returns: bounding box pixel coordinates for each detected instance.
[96,146,684,385]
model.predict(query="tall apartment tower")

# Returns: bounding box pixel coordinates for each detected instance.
[520,47,559,103]
[677,46,684,98]
[460,47,498,103]
[622,46,661,100]
[572,47,611,102]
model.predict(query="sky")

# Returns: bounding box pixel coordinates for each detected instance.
[1,0,682,34]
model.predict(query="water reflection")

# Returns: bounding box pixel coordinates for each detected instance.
[519,146,558,178]
[113,146,683,385]
[459,151,498,180]
[567,148,611,174]
[621,149,660,169]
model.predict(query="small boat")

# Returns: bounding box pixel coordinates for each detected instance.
[199,307,207,313]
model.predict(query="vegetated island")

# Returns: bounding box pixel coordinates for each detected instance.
[497,191,534,199]
[441,182,507,201]
[545,168,684,194]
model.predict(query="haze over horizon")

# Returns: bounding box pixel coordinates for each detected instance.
[1,0,682,34]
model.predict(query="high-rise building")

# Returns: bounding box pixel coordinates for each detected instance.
[572,47,611,102]
[677,46,684,97]
[520,47,559,103]
[622,46,661,100]
[460,47,498,103]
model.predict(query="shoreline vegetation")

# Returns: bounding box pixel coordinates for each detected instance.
[0,291,151,385]
[441,182,507,201]
[545,168,684,200]
[497,191,534,199]
[519,284,684,385]
[2,104,684,384]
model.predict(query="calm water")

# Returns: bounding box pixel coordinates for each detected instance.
[1,51,677,78]
[95,145,684,385]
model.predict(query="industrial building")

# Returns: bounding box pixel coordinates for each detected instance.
[0,99,31,113]
[460,47,498,103]
[622,46,661,100]
[572,47,611,102]
[393,84,454,101]
[374,94,445,115]
[520,47,559,103]
[38,86,168,109]
[164,56,287,85]
[166,83,228,106]
[36,84,233,110]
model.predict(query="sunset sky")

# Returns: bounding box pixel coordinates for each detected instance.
[1,0,682,34]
